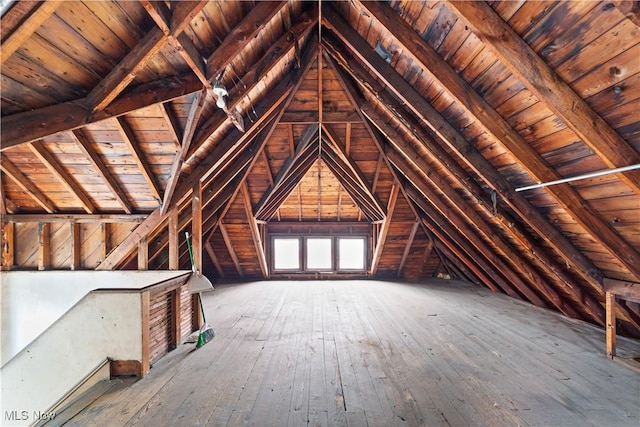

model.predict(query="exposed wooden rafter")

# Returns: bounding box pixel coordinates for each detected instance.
[241,183,269,278]
[114,117,163,204]
[220,223,243,278]
[161,90,208,215]
[96,41,316,271]
[385,129,596,322]
[0,185,17,215]
[398,221,419,278]
[1,73,202,149]
[141,0,218,121]
[321,144,385,221]
[159,103,183,148]
[322,5,640,282]
[205,241,223,278]
[409,186,519,298]
[215,146,299,254]
[206,1,287,81]
[321,124,385,219]
[171,74,298,210]
[254,127,319,221]
[0,1,60,65]
[323,26,609,324]
[370,182,398,275]
[86,28,168,112]
[185,11,318,163]
[86,1,207,112]
[324,36,610,304]
[365,105,606,324]
[0,157,56,213]
[447,0,640,197]
[148,166,247,270]
[139,0,171,34]
[71,130,133,214]
[323,47,439,277]
[28,141,96,214]
[2,214,147,223]
[432,239,481,286]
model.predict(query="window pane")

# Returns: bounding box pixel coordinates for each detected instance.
[306,238,332,270]
[338,238,365,270]
[273,238,299,269]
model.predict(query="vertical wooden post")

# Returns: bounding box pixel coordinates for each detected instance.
[141,290,150,377]
[38,222,51,270]
[169,208,182,348]
[192,295,203,329]
[70,222,81,270]
[138,236,148,270]
[171,289,182,348]
[168,209,179,270]
[100,223,109,262]
[1,222,15,270]
[192,181,203,328]
[605,291,616,359]
[192,181,202,273]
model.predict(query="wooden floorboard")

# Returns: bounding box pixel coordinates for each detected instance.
[56,279,640,427]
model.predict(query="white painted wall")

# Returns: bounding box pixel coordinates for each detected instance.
[1,291,142,426]
[1,270,190,363]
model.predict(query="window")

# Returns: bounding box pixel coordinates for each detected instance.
[273,238,299,270]
[306,238,332,270]
[338,237,365,270]
[271,235,367,273]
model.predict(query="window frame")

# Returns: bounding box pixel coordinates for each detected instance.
[304,237,334,271]
[271,237,302,271]
[336,236,367,271]
[270,234,368,274]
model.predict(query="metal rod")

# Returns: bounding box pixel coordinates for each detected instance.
[515,164,640,192]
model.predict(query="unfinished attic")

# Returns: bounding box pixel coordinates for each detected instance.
[1,0,639,425]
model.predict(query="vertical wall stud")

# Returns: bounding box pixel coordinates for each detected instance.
[605,292,616,359]
[141,290,150,377]
[38,222,51,270]
[70,222,81,270]
[169,209,179,270]
[138,236,148,270]
[192,181,203,328]
[1,222,15,270]
[100,223,109,262]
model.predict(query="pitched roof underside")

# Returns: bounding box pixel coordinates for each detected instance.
[1,1,639,336]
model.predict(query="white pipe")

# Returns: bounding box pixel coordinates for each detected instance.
[515,164,640,192]
[1,0,16,17]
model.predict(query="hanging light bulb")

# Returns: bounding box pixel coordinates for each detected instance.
[215,91,226,108]
[212,79,228,109]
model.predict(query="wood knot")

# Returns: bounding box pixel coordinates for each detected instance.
[602,3,616,11]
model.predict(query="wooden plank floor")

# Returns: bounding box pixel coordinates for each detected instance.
[54,280,640,426]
